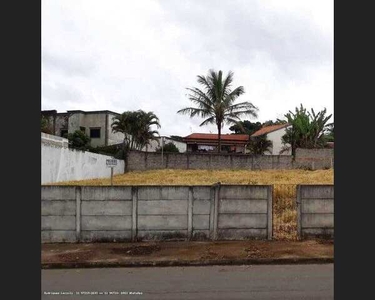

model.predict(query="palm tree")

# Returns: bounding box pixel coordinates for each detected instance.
[111,110,161,171]
[247,135,273,155]
[135,111,161,150]
[177,69,258,153]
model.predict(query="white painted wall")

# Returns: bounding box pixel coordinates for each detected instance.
[142,137,187,152]
[266,127,292,155]
[41,133,125,184]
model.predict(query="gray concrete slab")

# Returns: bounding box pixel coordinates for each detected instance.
[138,200,188,215]
[138,215,188,230]
[218,213,267,229]
[219,199,267,214]
[81,201,132,216]
[220,186,269,200]
[42,200,76,216]
[301,214,334,228]
[81,187,132,201]
[81,216,132,230]
[302,199,334,214]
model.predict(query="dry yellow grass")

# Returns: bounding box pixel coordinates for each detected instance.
[51,169,333,240]
[53,169,333,186]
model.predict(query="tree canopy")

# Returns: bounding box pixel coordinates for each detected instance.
[281,104,333,156]
[229,120,262,135]
[247,135,273,155]
[155,142,180,153]
[41,116,53,134]
[67,130,91,151]
[111,110,161,152]
[177,69,258,152]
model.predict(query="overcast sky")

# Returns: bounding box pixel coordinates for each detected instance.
[42,0,333,137]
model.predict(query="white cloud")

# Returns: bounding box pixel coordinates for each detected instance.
[42,0,333,136]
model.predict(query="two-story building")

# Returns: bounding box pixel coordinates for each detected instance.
[41,110,125,147]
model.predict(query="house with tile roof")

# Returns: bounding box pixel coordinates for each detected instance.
[183,133,249,153]
[251,123,292,155]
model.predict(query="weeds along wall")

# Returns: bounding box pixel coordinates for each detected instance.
[127,149,333,171]
[41,185,273,243]
[42,133,125,184]
[297,185,334,239]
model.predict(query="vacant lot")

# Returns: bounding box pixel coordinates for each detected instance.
[52,169,333,240]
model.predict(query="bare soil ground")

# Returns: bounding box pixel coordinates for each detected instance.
[42,240,333,265]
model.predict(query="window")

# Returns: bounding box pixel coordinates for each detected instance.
[60,129,68,138]
[90,128,101,138]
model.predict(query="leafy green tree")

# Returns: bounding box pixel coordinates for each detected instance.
[67,130,91,150]
[41,115,53,134]
[177,69,258,153]
[229,120,262,135]
[155,142,180,153]
[247,135,273,155]
[324,123,334,142]
[281,104,333,156]
[169,135,184,142]
[262,119,288,127]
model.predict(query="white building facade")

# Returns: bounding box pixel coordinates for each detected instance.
[142,136,187,153]
[251,124,292,155]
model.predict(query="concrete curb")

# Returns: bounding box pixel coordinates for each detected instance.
[42,257,334,269]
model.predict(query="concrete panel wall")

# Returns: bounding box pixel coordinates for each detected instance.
[295,148,334,170]
[191,186,212,240]
[42,133,125,184]
[41,185,272,243]
[297,185,334,239]
[218,185,272,240]
[80,186,132,242]
[137,186,189,241]
[127,149,332,171]
[41,186,77,243]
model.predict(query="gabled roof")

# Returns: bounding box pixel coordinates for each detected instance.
[184,133,249,142]
[251,124,290,137]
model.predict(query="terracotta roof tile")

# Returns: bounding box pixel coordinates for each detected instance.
[183,133,249,142]
[251,124,290,137]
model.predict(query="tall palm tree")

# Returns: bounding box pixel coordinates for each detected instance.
[177,69,258,153]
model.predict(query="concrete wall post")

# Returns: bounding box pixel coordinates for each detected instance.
[212,183,221,240]
[296,185,302,239]
[132,187,138,241]
[187,187,193,240]
[75,186,81,242]
[267,185,273,240]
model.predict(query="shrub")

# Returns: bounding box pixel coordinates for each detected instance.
[155,142,180,153]
[67,130,91,151]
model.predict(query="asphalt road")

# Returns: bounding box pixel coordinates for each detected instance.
[42,264,333,300]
